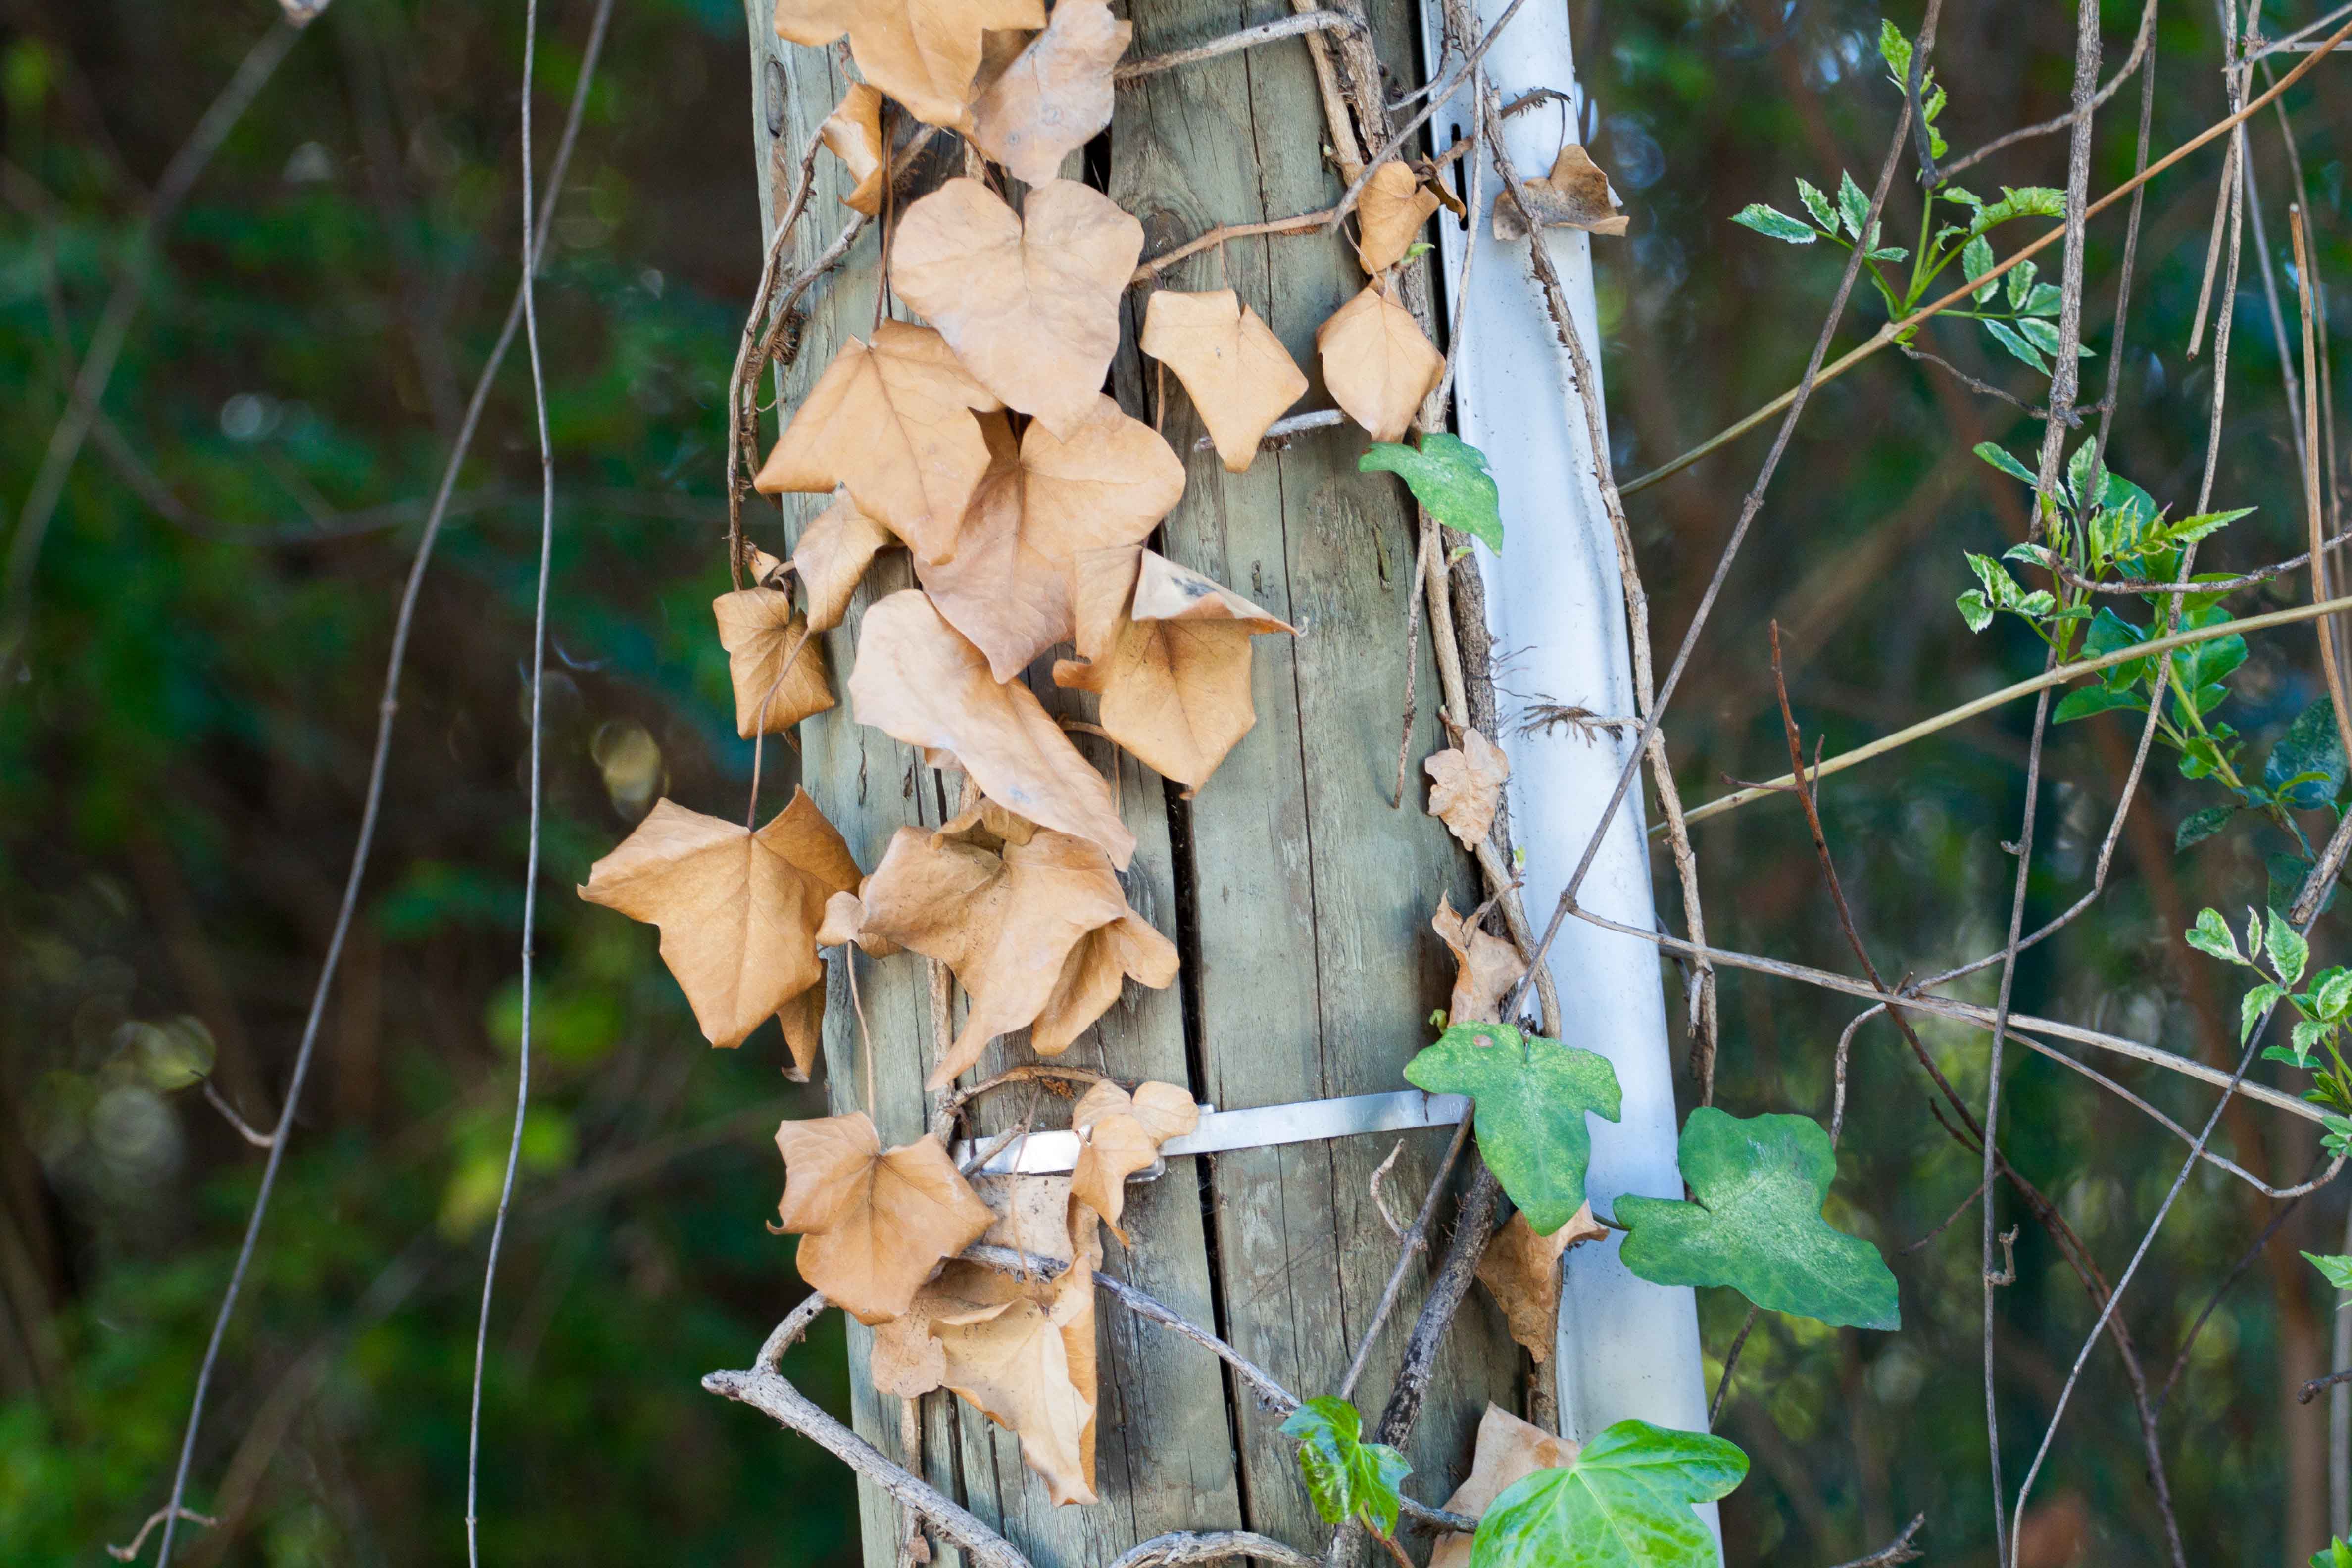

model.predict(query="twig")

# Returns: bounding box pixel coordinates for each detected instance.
[465,0,566,1557]
[1899,1180,1990,1254]
[1939,0,2157,178]
[1109,1533,1320,1568]
[2292,205,2352,783]
[145,7,615,1562]
[2156,1189,2307,1410]
[2303,1371,2352,1407]
[199,1081,275,1149]
[1709,1308,1760,1426]
[1894,341,2088,422]
[1114,13,1366,83]
[106,1508,217,1563]
[1191,408,1347,452]
[931,1064,1107,1144]
[1827,1514,1927,1568]
[1369,1163,1503,1448]
[703,1363,1033,1568]
[1678,589,2352,828]
[1338,1113,1476,1400]
[1131,207,1337,283]
[1618,15,2352,498]
[1323,0,1535,232]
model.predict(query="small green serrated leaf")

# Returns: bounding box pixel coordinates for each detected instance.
[2185,908,2243,964]
[2269,908,2311,986]
[2317,969,2352,1020]
[1281,1397,1412,1534]
[1731,203,1817,244]
[1404,1022,1622,1233]
[1984,319,2050,374]
[1837,171,1869,239]
[1962,234,1998,303]
[2242,983,2288,1043]
[1974,441,2039,486]
[2311,1535,2352,1568]
[1360,433,1504,553]
[1796,178,1837,232]
[2052,685,2144,724]
[2266,698,2348,810]
[1956,589,1993,633]
[1468,1420,1748,1568]
[1617,1109,1900,1330]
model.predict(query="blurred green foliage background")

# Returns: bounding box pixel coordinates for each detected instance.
[0,0,2348,1563]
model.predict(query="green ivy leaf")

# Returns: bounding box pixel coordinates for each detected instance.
[1617,1109,1900,1330]
[1796,178,1838,232]
[2175,804,2236,851]
[1281,1397,1412,1534]
[2304,1253,2352,1293]
[1403,1022,1622,1233]
[2266,698,2348,810]
[1360,433,1504,552]
[1731,204,1816,244]
[1468,1419,1747,1568]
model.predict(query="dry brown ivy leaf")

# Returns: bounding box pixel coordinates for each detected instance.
[816,886,901,957]
[1031,911,1176,1055]
[1474,1204,1607,1366]
[712,586,835,737]
[871,1305,948,1398]
[774,0,1047,128]
[1067,1079,1199,1243]
[974,1171,1078,1264]
[1491,145,1630,240]
[857,804,1138,1088]
[1136,289,1308,474]
[917,1256,1098,1505]
[849,590,1136,866]
[1316,280,1443,444]
[968,0,1128,187]
[891,178,1143,439]
[819,82,887,215]
[578,791,859,1077]
[917,397,1185,681]
[1429,1403,1584,1568]
[1052,547,1295,791]
[772,1111,996,1324]
[1432,892,1525,1026]
[791,491,899,633]
[1357,159,1442,272]
[755,322,1002,564]
[1425,727,1510,849]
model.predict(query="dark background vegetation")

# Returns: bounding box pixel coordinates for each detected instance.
[0,0,2344,1563]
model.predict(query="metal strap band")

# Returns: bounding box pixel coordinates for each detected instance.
[954,1088,1470,1177]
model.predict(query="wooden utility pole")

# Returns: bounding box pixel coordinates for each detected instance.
[735,4,1704,1562]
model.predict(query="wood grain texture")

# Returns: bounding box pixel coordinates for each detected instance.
[742,4,1517,1563]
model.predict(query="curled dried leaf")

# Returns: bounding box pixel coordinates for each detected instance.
[755,322,1002,564]
[1316,281,1443,444]
[857,803,1161,1087]
[1068,1079,1199,1242]
[819,82,887,215]
[1425,728,1510,849]
[891,178,1143,439]
[1492,144,1630,240]
[1474,1204,1607,1365]
[918,1257,1099,1505]
[1053,547,1296,791]
[917,397,1185,681]
[1357,159,1441,272]
[849,590,1136,867]
[772,1112,996,1324]
[1432,892,1525,1026]
[578,792,860,1077]
[791,492,899,634]
[1428,1404,1582,1568]
[967,0,1128,187]
[713,587,834,737]
[1032,911,1177,1055]
[774,0,1048,128]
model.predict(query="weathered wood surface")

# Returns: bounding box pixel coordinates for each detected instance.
[738,6,1519,1563]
